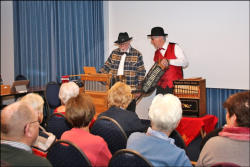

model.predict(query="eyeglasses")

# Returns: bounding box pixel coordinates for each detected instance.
[29,120,39,125]
[24,120,39,133]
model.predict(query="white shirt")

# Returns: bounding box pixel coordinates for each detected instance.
[160,40,189,68]
[117,53,126,75]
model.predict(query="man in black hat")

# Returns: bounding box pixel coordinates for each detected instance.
[100,32,146,93]
[148,26,189,95]
[99,32,146,112]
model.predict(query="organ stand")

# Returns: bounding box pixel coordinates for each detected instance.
[173,77,206,117]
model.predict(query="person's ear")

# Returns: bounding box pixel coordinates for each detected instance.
[38,112,43,123]
[231,114,238,126]
[24,123,32,138]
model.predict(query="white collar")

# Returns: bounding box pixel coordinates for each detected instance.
[162,40,169,50]
[1,140,32,153]
[146,127,175,145]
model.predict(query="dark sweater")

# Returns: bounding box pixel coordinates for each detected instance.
[1,144,52,167]
[98,106,149,137]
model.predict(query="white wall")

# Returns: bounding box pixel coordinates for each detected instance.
[1,1,14,85]
[107,1,249,119]
[107,1,249,90]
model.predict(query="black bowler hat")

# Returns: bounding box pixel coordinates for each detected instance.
[114,32,133,44]
[147,27,168,36]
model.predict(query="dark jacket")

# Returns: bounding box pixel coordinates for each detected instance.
[98,106,149,137]
[1,144,52,167]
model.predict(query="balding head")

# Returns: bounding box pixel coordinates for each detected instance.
[1,101,39,145]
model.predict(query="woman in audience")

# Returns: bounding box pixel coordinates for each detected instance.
[97,81,148,137]
[197,91,250,167]
[21,93,56,153]
[54,81,79,114]
[61,92,112,167]
[127,94,192,166]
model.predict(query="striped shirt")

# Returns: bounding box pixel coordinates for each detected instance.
[1,140,32,153]
[100,47,146,91]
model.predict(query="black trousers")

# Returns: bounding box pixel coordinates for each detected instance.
[156,86,173,95]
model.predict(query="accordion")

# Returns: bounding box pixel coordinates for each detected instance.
[141,62,166,93]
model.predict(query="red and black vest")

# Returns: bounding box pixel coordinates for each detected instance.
[153,43,183,88]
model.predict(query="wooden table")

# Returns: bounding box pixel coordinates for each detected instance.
[0,86,45,109]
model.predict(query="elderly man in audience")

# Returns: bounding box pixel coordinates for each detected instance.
[126,94,191,166]
[54,81,79,114]
[197,91,250,167]
[21,93,56,153]
[61,92,112,167]
[0,101,52,166]
[98,81,149,137]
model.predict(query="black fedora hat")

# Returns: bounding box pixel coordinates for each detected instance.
[114,32,133,44]
[147,27,168,36]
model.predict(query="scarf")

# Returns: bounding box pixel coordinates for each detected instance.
[219,126,250,141]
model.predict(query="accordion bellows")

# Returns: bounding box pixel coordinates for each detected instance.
[141,63,166,93]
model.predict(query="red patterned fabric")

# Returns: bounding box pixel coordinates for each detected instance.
[176,115,218,146]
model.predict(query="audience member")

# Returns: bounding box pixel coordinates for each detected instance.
[127,94,191,166]
[197,91,250,166]
[61,93,112,167]
[199,127,223,151]
[1,101,52,166]
[98,82,149,137]
[54,81,79,114]
[21,93,56,152]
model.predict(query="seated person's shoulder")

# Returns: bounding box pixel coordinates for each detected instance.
[90,132,108,144]
[29,153,52,166]
[1,144,52,167]
[128,132,145,140]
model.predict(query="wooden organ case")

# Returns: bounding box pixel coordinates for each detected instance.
[81,67,112,118]
[173,78,206,117]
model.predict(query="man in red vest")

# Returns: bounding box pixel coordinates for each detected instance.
[147,27,189,95]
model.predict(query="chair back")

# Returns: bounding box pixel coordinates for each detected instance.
[108,149,153,167]
[90,116,127,154]
[15,74,27,81]
[44,81,61,112]
[45,113,72,139]
[170,129,187,151]
[47,140,92,167]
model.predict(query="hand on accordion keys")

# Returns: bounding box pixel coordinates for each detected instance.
[160,58,169,69]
